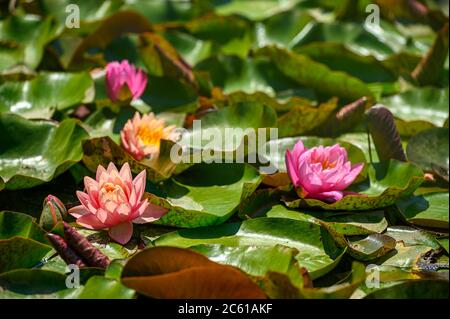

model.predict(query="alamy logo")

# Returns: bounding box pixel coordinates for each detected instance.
[170,120,279,174]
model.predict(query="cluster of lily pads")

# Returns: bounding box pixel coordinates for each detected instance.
[0,0,449,299]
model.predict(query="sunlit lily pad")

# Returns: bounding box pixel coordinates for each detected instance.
[396,191,449,229]
[145,163,262,227]
[0,114,89,190]
[0,72,93,119]
[152,217,345,279]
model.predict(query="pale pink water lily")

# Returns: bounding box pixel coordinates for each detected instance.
[105,60,148,102]
[285,140,364,203]
[68,163,167,244]
[120,112,178,161]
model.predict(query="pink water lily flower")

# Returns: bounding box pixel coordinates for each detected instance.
[285,140,364,203]
[105,60,148,102]
[68,163,167,244]
[120,112,177,161]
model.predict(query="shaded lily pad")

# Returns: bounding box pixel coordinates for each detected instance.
[406,127,449,181]
[0,72,93,119]
[153,217,345,279]
[284,160,424,211]
[0,114,89,190]
[146,163,262,227]
[364,279,449,299]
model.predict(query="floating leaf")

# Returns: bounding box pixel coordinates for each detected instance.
[146,163,262,227]
[153,217,345,279]
[364,279,449,299]
[406,127,449,181]
[121,246,267,299]
[396,191,449,229]
[257,46,374,101]
[0,114,89,190]
[382,87,449,136]
[0,15,58,70]
[0,72,93,119]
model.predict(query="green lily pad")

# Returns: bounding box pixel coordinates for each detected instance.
[0,114,89,190]
[0,237,52,274]
[384,226,441,250]
[153,217,345,279]
[146,163,262,227]
[179,101,277,157]
[195,54,303,97]
[243,195,388,235]
[396,192,449,229]
[0,211,48,244]
[0,72,93,119]
[256,46,374,101]
[77,276,135,299]
[213,0,302,21]
[284,160,424,211]
[0,15,58,70]
[0,269,75,298]
[382,87,449,136]
[406,127,449,181]
[0,211,52,274]
[192,244,304,287]
[364,280,449,299]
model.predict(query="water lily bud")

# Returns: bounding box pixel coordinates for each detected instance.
[39,195,67,231]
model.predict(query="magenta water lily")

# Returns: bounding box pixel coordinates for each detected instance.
[68,162,167,244]
[105,60,148,102]
[285,139,364,202]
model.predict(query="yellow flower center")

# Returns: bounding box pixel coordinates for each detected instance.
[137,124,163,148]
[321,159,337,170]
[103,182,117,193]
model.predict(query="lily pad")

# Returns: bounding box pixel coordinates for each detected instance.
[178,101,277,158]
[152,217,345,279]
[146,163,262,227]
[0,15,58,70]
[284,160,424,211]
[0,72,93,119]
[0,114,89,190]
[382,87,449,136]
[396,191,449,229]
[406,127,449,181]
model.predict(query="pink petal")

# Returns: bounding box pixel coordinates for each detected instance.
[107,162,119,174]
[310,191,344,203]
[77,214,106,230]
[337,163,364,189]
[119,163,132,184]
[95,165,107,182]
[285,149,300,187]
[133,203,168,224]
[108,221,133,244]
[68,205,90,219]
[131,170,146,203]
[292,139,307,160]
